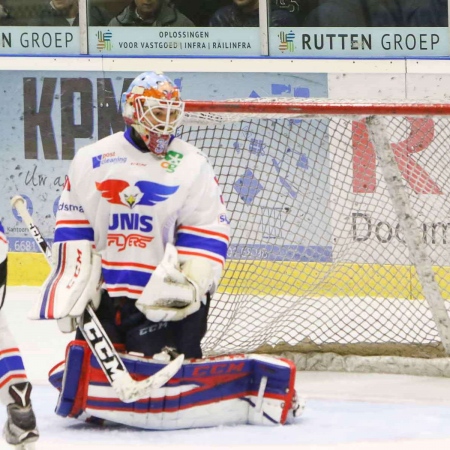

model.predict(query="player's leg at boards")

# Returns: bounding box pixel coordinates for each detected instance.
[3,382,39,449]
[0,260,39,449]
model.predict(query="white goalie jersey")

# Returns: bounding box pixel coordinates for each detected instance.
[51,129,230,300]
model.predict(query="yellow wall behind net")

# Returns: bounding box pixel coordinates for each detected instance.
[7,253,50,286]
[8,252,450,300]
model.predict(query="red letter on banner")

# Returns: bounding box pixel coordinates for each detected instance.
[352,118,442,194]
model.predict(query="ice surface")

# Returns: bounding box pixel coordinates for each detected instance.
[2,287,450,449]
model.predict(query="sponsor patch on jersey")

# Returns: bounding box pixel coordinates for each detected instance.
[219,214,230,225]
[161,150,183,173]
[96,179,179,209]
[92,152,127,169]
[58,202,84,213]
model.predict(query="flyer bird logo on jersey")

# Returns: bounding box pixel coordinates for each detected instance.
[96,179,179,208]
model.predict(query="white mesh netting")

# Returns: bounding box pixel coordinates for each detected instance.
[178,99,450,373]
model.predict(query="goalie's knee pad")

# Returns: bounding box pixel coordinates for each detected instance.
[49,341,302,429]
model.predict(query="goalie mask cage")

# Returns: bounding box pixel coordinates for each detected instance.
[180,99,450,376]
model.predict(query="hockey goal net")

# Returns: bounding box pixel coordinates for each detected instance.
[179,99,450,374]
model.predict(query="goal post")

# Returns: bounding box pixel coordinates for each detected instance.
[366,115,450,356]
[180,99,450,375]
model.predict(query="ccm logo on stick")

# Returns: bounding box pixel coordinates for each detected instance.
[83,320,124,381]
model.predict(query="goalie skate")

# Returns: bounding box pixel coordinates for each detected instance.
[3,383,39,449]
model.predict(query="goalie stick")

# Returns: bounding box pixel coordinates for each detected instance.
[10,195,184,403]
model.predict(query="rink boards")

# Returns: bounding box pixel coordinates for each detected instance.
[8,252,450,300]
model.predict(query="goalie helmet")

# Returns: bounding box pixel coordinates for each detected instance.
[121,71,185,156]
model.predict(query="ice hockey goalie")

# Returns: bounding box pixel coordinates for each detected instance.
[48,340,303,429]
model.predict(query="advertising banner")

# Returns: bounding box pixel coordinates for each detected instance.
[0,71,327,260]
[270,27,449,57]
[90,27,260,56]
[0,26,446,58]
[328,117,450,265]
[0,27,79,55]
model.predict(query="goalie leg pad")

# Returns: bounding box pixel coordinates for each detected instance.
[49,341,90,418]
[49,342,301,429]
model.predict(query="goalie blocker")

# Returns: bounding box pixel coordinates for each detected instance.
[49,340,303,429]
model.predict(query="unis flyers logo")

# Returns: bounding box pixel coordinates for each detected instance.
[96,179,179,209]
[98,178,177,252]
[107,233,154,252]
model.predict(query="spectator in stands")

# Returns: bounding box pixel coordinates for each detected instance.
[0,3,16,25]
[172,0,229,26]
[406,0,448,26]
[302,0,401,27]
[109,0,195,26]
[272,0,319,26]
[29,0,112,26]
[210,0,298,26]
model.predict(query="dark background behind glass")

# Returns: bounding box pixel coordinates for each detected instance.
[0,0,447,27]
